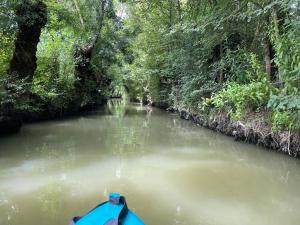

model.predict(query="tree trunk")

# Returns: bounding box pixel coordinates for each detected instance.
[177,0,182,22]
[74,41,110,107]
[219,44,224,83]
[9,0,47,81]
[168,0,173,28]
[264,37,272,79]
[72,0,85,27]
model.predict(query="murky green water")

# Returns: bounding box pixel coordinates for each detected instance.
[0,101,300,225]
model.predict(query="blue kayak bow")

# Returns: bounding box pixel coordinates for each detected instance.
[69,193,145,225]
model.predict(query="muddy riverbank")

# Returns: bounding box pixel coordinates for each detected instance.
[151,102,300,157]
[177,108,299,157]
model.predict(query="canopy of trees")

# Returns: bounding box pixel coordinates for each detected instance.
[0,0,299,131]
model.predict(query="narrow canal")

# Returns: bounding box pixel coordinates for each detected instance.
[0,101,300,225]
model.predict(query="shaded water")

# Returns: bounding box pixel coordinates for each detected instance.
[0,101,300,225]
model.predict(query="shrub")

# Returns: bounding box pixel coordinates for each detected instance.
[203,78,277,119]
[268,94,300,131]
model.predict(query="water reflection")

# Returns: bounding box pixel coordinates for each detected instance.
[105,100,152,155]
[0,100,300,225]
[0,192,19,225]
[38,182,65,219]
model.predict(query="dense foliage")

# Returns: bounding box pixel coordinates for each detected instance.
[117,0,300,131]
[0,0,123,116]
[0,0,299,132]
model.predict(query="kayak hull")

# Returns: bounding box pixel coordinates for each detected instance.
[70,194,145,225]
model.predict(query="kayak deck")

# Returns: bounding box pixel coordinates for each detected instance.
[70,193,145,225]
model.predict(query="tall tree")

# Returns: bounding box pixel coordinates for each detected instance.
[9,0,47,81]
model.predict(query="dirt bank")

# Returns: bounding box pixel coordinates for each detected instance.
[176,108,300,157]
[151,99,300,157]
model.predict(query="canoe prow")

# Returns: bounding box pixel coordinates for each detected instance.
[70,193,145,225]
